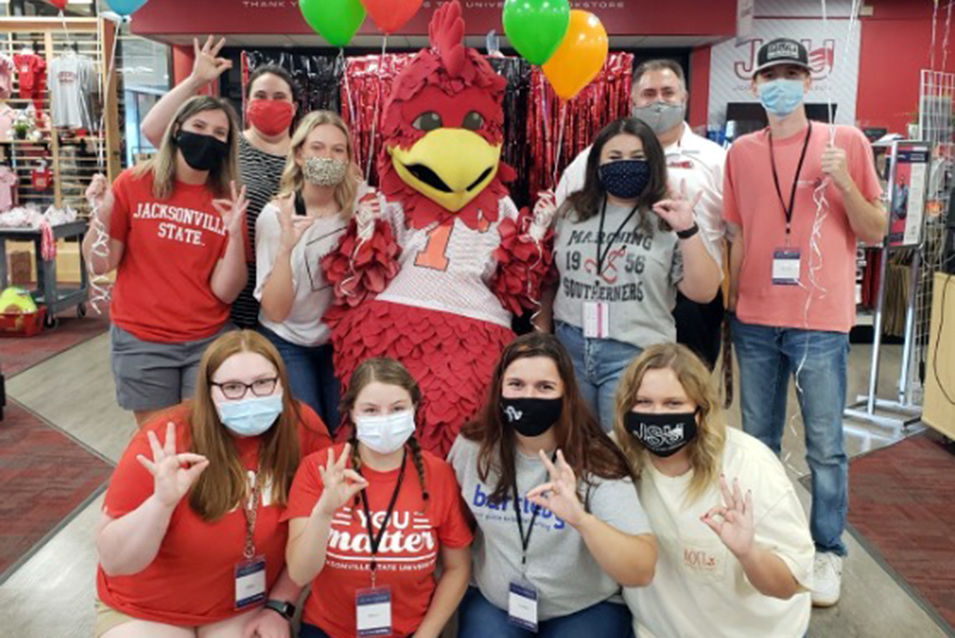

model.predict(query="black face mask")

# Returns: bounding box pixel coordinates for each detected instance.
[175,130,228,172]
[624,411,698,458]
[598,159,651,200]
[501,397,562,437]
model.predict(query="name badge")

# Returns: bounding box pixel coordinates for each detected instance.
[234,556,266,610]
[772,248,801,286]
[508,580,539,632]
[583,301,610,339]
[356,586,392,637]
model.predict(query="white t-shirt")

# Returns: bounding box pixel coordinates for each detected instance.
[555,123,726,266]
[254,203,348,347]
[625,427,813,638]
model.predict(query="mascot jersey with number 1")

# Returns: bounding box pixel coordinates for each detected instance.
[323,0,552,456]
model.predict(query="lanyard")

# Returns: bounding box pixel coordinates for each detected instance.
[596,197,640,276]
[512,452,557,569]
[241,472,264,561]
[358,450,407,587]
[768,122,813,238]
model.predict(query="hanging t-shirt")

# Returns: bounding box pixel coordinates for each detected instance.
[96,401,332,626]
[13,52,46,112]
[0,104,15,141]
[283,442,473,637]
[625,427,813,638]
[254,202,348,347]
[0,54,14,100]
[0,165,18,212]
[108,168,232,343]
[448,435,652,621]
[48,52,97,130]
[230,135,286,329]
[552,203,684,348]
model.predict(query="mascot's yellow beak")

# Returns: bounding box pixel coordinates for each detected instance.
[390,128,501,212]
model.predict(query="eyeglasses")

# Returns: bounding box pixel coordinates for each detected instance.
[211,377,279,400]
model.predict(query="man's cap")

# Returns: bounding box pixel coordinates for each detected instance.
[754,38,811,77]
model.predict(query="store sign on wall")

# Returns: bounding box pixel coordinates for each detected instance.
[708,18,861,128]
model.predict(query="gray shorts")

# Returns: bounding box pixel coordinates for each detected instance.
[109,324,229,411]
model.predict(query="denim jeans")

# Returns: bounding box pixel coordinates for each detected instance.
[555,321,642,433]
[731,316,849,556]
[299,623,412,638]
[259,326,340,436]
[457,587,633,638]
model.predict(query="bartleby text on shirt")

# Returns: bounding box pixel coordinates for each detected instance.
[134,201,227,247]
[471,483,567,530]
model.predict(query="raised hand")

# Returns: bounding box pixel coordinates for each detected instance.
[85,173,113,213]
[314,444,369,518]
[701,476,755,558]
[530,190,557,242]
[212,181,249,238]
[821,144,852,192]
[525,449,586,528]
[136,422,210,509]
[191,36,233,85]
[652,179,701,233]
[276,193,314,252]
[356,191,382,242]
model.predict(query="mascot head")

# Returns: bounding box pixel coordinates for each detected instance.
[378,0,515,230]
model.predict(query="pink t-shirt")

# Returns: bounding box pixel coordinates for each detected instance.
[723,123,882,333]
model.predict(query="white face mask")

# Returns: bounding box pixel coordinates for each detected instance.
[355,410,416,454]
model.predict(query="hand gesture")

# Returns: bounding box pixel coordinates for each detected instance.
[191,36,233,85]
[356,191,382,242]
[213,181,249,238]
[701,476,755,558]
[85,173,113,214]
[136,422,210,509]
[241,605,290,638]
[315,444,369,518]
[275,193,314,252]
[525,450,586,528]
[821,144,853,192]
[530,190,557,242]
[652,180,701,234]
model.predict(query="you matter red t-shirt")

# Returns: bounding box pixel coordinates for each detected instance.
[109,168,233,343]
[284,443,473,638]
[96,402,331,627]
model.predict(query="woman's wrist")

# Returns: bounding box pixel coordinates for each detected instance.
[676,222,700,239]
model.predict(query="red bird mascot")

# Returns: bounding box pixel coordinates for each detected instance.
[323,0,553,455]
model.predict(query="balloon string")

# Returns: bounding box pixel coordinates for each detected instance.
[552,101,567,190]
[364,35,388,181]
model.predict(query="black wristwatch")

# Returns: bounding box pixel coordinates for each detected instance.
[676,223,700,240]
[264,599,296,621]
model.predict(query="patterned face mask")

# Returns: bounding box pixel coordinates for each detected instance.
[303,157,348,187]
[624,410,699,457]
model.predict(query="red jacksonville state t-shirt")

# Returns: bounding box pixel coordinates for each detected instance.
[284,443,473,638]
[96,402,331,626]
[109,168,233,343]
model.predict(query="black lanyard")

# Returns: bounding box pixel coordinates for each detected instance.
[512,452,557,568]
[769,122,813,237]
[596,197,640,276]
[358,450,407,584]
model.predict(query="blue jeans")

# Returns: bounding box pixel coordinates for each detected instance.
[555,322,642,432]
[299,623,412,638]
[259,326,340,435]
[457,587,633,638]
[731,317,849,556]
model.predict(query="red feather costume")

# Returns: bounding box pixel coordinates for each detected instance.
[322,1,552,456]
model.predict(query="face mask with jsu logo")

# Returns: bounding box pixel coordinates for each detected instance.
[500,397,562,437]
[624,410,699,457]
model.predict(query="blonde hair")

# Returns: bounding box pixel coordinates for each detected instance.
[612,343,726,503]
[188,330,301,521]
[277,110,361,219]
[134,96,239,200]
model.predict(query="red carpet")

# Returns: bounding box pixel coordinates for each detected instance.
[0,400,112,581]
[848,432,955,630]
[0,309,110,377]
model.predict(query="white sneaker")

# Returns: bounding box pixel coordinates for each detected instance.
[812,552,843,607]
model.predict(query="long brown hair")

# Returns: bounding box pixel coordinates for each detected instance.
[340,358,430,508]
[189,330,301,521]
[562,117,669,232]
[461,333,634,505]
[613,343,726,502]
[133,95,240,200]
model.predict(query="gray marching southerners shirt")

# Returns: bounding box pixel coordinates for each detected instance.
[448,435,652,620]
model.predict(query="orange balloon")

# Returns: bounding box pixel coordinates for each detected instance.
[542,10,608,100]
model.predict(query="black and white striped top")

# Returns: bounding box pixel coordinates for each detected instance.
[231,134,287,329]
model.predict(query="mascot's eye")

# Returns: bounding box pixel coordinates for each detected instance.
[462,111,484,131]
[412,112,443,131]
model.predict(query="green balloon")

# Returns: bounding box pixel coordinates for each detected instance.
[503,0,570,66]
[299,0,366,48]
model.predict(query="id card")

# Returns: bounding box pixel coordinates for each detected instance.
[356,586,392,637]
[772,248,801,286]
[583,302,610,339]
[508,580,539,632]
[234,556,266,610]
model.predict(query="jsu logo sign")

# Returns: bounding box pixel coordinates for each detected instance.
[734,38,835,81]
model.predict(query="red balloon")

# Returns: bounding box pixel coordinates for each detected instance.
[360,0,422,34]
[49,0,68,9]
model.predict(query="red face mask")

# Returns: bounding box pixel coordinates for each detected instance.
[246,99,295,137]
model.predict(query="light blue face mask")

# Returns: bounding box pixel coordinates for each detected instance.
[216,394,283,437]
[757,79,805,117]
